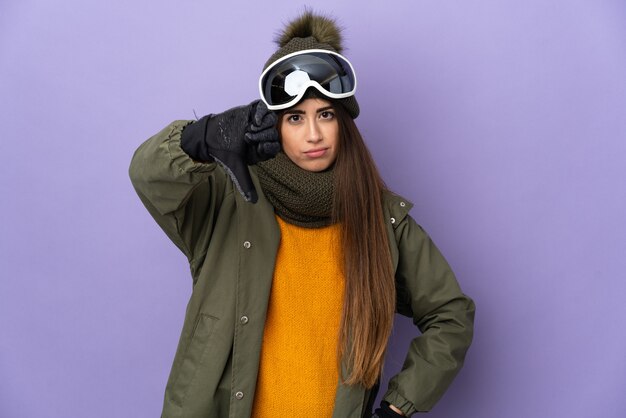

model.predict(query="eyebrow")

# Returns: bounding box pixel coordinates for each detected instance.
[284,105,334,115]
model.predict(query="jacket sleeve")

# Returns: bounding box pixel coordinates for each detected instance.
[129,120,231,271]
[383,215,476,415]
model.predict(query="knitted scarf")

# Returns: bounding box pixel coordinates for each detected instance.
[256,152,334,228]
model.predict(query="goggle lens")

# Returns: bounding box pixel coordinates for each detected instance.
[259,50,357,110]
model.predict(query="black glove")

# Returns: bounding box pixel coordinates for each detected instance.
[373,402,406,418]
[181,100,280,203]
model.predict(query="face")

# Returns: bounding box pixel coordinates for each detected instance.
[280,98,339,172]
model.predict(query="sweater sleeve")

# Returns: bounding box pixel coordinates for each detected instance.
[129,120,231,270]
[383,215,475,415]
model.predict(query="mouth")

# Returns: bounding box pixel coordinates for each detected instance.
[303,148,329,158]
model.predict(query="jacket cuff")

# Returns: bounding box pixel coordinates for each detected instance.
[383,390,418,416]
[166,120,216,174]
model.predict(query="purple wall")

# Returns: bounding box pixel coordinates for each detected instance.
[1,1,625,417]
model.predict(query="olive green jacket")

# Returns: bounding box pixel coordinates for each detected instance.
[129,121,475,418]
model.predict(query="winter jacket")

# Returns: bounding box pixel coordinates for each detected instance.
[129,120,476,418]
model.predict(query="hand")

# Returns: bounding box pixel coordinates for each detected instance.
[373,402,405,417]
[181,100,280,203]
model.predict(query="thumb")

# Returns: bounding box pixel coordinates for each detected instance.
[210,149,258,203]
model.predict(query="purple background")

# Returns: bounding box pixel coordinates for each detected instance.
[1,1,625,417]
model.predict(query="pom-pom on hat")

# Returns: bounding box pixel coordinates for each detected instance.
[263,10,360,119]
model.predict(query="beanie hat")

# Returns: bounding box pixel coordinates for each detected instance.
[262,10,360,119]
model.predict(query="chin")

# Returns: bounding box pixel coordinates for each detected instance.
[301,161,331,172]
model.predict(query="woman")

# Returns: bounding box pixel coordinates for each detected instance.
[129,11,475,418]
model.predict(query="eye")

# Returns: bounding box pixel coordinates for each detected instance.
[286,114,302,123]
[320,110,335,120]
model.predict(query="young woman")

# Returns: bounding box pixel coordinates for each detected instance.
[130,11,475,418]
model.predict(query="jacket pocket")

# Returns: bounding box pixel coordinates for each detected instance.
[168,313,218,407]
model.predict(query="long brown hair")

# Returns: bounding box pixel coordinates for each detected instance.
[332,102,396,388]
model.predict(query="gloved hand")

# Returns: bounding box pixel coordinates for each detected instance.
[373,402,406,418]
[181,100,280,203]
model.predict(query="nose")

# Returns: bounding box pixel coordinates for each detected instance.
[306,119,323,143]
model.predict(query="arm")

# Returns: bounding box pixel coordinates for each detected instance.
[383,216,476,415]
[129,102,279,273]
[128,120,228,267]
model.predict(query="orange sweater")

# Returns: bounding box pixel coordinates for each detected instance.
[251,216,345,418]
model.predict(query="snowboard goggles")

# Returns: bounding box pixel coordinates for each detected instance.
[259,49,357,110]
